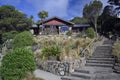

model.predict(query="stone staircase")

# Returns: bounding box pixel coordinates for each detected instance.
[61,39,120,80]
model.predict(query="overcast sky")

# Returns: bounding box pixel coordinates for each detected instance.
[0,0,109,21]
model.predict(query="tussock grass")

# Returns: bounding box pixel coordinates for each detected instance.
[113,39,120,58]
[34,36,92,61]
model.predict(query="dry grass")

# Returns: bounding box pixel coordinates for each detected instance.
[113,39,120,58]
[34,36,92,61]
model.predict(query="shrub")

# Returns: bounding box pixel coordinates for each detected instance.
[13,31,34,48]
[66,31,72,36]
[0,30,2,44]
[41,46,61,60]
[0,48,36,80]
[2,31,18,43]
[113,39,120,58]
[0,44,2,53]
[86,28,95,38]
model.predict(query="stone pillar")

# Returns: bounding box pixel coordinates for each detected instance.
[59,26,61,34]
[40,25,44,35]
[30,29,34,34]
[69,26,72,34]
[69,27,72,31]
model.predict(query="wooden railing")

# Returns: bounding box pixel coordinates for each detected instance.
[80,38,96,57]
[80,36,103,58]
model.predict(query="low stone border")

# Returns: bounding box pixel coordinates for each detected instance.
[37,59,82,76]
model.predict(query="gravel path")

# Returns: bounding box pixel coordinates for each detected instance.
[34,69,62,80]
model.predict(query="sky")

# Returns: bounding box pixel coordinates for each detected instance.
[0,0,109,22]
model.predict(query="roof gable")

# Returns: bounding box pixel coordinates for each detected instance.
[38,16,74,26]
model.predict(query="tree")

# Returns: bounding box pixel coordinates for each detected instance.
[0,30,2,44]
[0,5,32,32]
[70,17,88,24]
[38,11,48,21]
[83,0,103,37]
[108,0,120,16]
[86,27,96,38]
[98,5,118,34]
[13,31,34,48]
[30,15,34,24]
[0,48,36,80]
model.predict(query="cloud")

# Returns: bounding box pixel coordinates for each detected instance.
[68,0,93,18]
[26,0,69,18]
[0,0,109,21]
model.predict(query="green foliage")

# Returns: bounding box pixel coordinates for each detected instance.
[101,17,120,35]
[41,46,61,60]
[75,30,86,38]
[0,48,36,80]
[83,0,103,36]
[98,5,118,35]
[86,28,95,38]
[0,44,2,53]
[83,0,103,19]
[0,30,2,44]
[70,17,88,24]
[2,31,18,43]
[38,11,48,20]
[66,31,72,36]
[13,31,34,48]
[0,5,32,32]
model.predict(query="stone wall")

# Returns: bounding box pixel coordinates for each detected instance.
[36,60,82,76]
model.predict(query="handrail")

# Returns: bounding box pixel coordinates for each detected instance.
[80,35,104,58]
[80,38,97,57]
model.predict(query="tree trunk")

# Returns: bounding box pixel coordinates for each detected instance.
[95,17,98,38]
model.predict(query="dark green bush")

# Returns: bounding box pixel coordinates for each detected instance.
[13,31,34,48]
[2,31,18,43]
[0,48,36,80]
[86,28,95,38]
[41,46,61,60]
[7,41,14,49]
[0,30,2,44]
[66,31,72,36]
[113,39,120,58]
[0,44,2,53]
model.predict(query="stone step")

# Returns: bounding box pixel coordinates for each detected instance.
[91,55,113,58]
[94,48,112,51]
[86,60,114,64]
[81,66,113,73]
[93,72,120,80]
[114,66,120,70]
[74,69,90,74]
[88,58,115,61]
[95,49,112,51]
[71,72,91,79]
[93,52,111,54]
[61,76,89,80]
[86,63,113,67]
[94,49,112,52]
[113,66,120,73]
[93,51,111,53]
[103,40,113,45]
[114,63,120,67]
[92,54,113,56]
[95,46,112,49]
[94,50,112,52]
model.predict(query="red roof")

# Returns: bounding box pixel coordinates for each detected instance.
[38,16,74,26]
